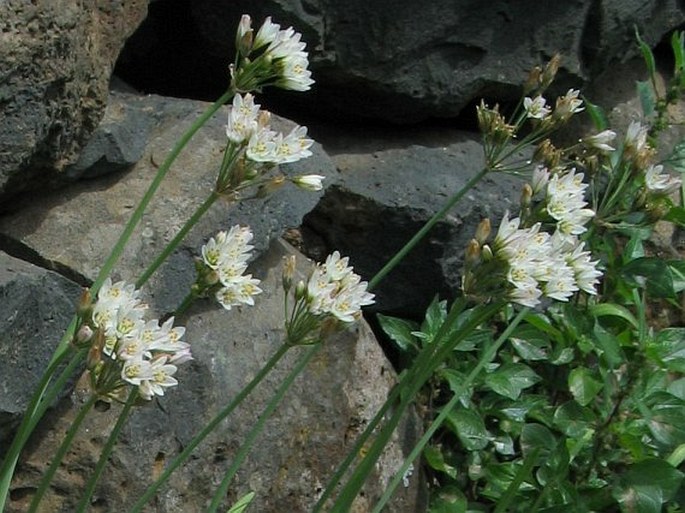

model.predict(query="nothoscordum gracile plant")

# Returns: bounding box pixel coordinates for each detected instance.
[0,13,322,512]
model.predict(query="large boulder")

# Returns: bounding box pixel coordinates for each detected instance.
[0,1,148,203]
[115,0,685,123]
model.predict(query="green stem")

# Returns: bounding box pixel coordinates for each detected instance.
[328,303,501,513]
[312,298,468,513]
[75,389,137,513]
[370,307,528,513]
[27,394,99,512]
[0,346,84,510]
[136,191,221,289]
[368,166,490,290]
[206,344,320,513]
[127,343,290,513]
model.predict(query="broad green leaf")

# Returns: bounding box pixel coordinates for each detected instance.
[612,458,684,512]
[664,206,685,227]
[553,401,596,438]
[623,232,646,261]
[376,313,419,353]
[568,367,603,406]
[424,445,458,479]
[668,444,685,467]
[446,407,490,451]
[645,392,685,446]
[636,80,656,117]
[666,139,685,174]
[510,324,551,361]
[429,485,468,513]
[550,346,575,365]
[421,295,447,339]
[492,434,515,455]
[226,492,256,513]
[484,363,541,400]
[622,257,676,298]
[482,462,535,501]
[651,328,685,372]
[440,369,473,404]
[667,377,685,400]
[520,423,557,462]
[591,321,624,369]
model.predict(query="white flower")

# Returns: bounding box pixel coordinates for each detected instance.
[523,95,551,119]
[644,164,681,195]
[246,127,278,162]
[138,357,178,400]
[584,129,616,152]
[273,125,314,164]
[121,357,153,386]
[509,282,543,308]
[565,239,602,295]
[625,121,648,153]
[554,89,584,120]
[253,16,280,50]
[544,168,594,235]
[276,51,315,91]
[531,165,550,195]
[215,275,262,310]
[292,174,325,191]
[226,93,260,144]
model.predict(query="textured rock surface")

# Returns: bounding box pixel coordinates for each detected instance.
[0,92,339,313]
[302,129,522,316]
[0,252,82,444]
[0,0,148,202]
[115,0,685,123]
[7,240,423,513]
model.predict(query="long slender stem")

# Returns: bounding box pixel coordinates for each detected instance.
[127,343,290,513]
[0,345,84,510]
[27,394,99,512]
[206,344,320,513]
[368,166,490,290]
[75,389,137,513]
[136,192,220,288]
[328,303,501,513]
[370,307,529,513]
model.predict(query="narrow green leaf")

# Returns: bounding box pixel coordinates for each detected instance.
[376,313,419,353]
[226,492,256,513]
[590,303,639,329]
[568,367,603,406]
[636,27,657,76]
[671,31,685,74]
[636,80,656,117]
[484,363,541,400]
[668,260,685,293]
[583,98,608,131]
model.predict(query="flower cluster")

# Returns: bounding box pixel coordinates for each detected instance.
[85,278,192,401]
[492,213,602,307]
[216,92,320,195]
[232,14,314,92]
[283,251,375,345]
[532,166,595,236]
[197,226,263,310]
[462,167,602,308]
[522,89,584,124]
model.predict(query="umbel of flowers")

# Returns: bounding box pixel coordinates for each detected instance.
[462,166,602,308]
[74,279,192,401]
[215,91,323,197]
[282,251,376,345]
[194,225,263,310]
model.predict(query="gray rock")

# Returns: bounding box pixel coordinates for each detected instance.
[0,251,82,444]
[65,90,155,180]
[0,93,339,314]
[182,0,684,122]
[303,128,523,316]
[7,240,423,513]
[0,1,148,203]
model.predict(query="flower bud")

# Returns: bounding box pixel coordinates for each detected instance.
[520,183,533,209]
[481,244,494,261]
[77,288,93,317]
[465,239,481,267]
[235,15,254,57]
[282,255,296,292]
[541,54,560,90]
[523,65,542,95]
[292,174,325,192]
[76,324,94,346]
[295,280,306,300]
[256,174,286,198]
[474,218,491,245]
